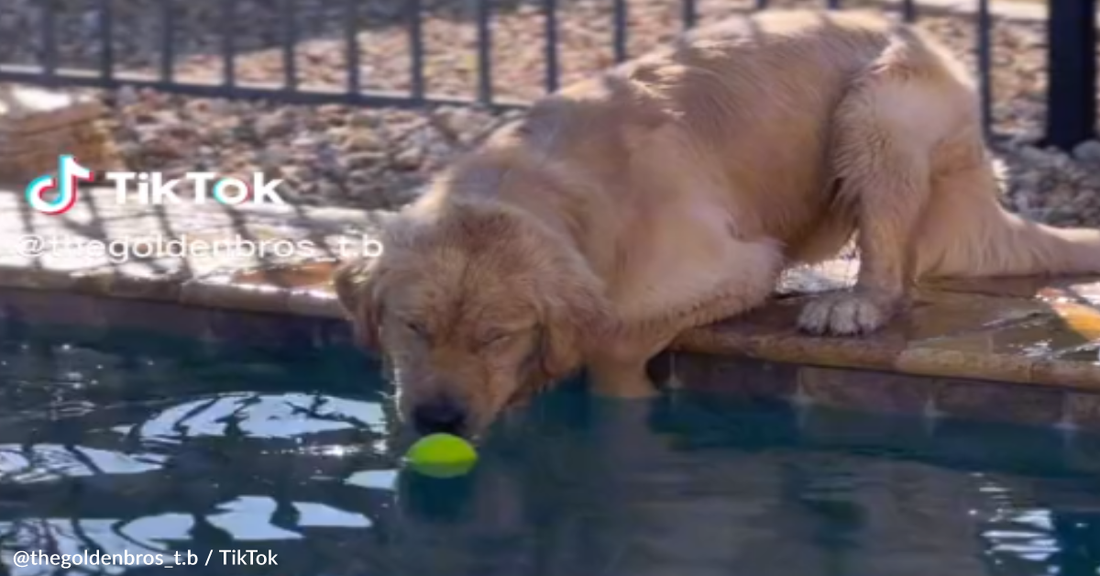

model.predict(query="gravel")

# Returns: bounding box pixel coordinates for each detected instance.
[1,0,1098,223]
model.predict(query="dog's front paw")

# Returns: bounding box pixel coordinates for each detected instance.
[797,291,894,336]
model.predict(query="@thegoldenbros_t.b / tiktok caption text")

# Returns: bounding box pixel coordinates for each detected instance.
[10,549,279,570]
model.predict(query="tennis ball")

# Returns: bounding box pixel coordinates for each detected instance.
[404,433,478,478]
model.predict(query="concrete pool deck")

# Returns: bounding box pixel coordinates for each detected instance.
[2,186,1100,432]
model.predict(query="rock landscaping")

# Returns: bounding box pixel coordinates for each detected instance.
[0,0,1097,223]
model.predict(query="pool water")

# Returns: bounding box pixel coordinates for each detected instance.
[1,329,1100,576]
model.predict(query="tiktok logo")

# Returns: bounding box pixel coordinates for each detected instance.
[25,155,95,215]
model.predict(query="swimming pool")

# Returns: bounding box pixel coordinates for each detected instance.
[0,327,1099,576]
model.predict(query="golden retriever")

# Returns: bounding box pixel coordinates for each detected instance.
[334,9,1100,438]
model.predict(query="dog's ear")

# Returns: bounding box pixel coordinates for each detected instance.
[538,271,615,380]
[333,257,386,350]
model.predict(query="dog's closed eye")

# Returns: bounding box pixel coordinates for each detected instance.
[478,328,529,349]
[403,320,431,340]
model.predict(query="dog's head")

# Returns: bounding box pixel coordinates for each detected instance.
[333,199,613,439]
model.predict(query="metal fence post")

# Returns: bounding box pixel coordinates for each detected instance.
[1,0,1094,131]
[1044,0,1097,151]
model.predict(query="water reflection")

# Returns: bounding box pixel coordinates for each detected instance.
[972,474,1100,574]
[369,397,1100,576]
[0,445,165,484]
[112,392,387,444]
[0,338,1098,576]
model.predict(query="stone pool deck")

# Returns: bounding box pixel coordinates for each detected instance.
[2,187,1100,432]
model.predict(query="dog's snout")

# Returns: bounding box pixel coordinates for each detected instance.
[412,395,468,436]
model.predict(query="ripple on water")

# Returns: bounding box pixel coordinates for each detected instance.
[109,392,388,444]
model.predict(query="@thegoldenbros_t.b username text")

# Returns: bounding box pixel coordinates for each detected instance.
[14,232,385,264]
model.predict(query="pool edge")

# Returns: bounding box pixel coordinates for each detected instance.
[5,282,1100,434]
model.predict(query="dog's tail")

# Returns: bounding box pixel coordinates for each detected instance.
[913,162,1100,280]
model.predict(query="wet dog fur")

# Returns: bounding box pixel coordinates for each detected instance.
[334,9,1100,438]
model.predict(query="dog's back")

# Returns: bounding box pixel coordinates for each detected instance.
[460,9,1099,331]
[613,11,970,258]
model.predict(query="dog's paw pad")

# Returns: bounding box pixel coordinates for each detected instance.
[797,293,889,336]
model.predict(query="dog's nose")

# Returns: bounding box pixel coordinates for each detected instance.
[412,396,467,436]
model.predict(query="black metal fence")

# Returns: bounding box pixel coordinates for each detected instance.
[0,0,1095,150]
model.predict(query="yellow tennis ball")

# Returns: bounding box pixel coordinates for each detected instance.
[404,433,478,478]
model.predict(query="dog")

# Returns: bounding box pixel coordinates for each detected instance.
[334,9,1100,439]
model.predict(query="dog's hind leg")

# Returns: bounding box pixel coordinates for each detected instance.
[798,42,952,336]
[801,35,1100,338]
